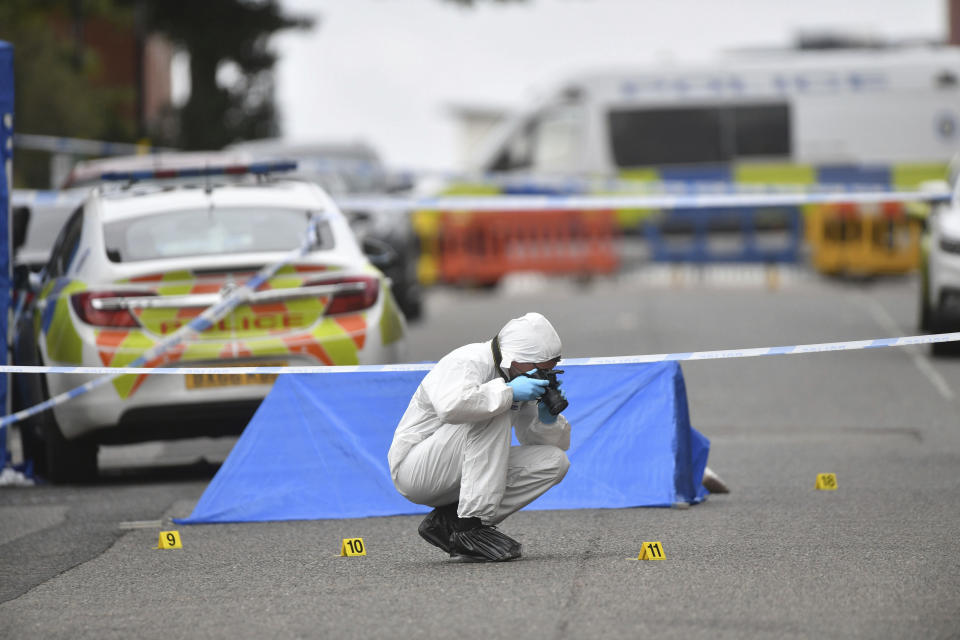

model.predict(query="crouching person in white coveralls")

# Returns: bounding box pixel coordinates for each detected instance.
[388,312,571,562]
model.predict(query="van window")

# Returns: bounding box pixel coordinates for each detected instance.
[608,103,790,166]
[490,119,537,172]
[731,105,791,157]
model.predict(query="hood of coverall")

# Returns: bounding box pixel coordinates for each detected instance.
[497,312,562,369]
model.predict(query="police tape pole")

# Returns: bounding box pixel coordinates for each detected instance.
[0,215,325,429]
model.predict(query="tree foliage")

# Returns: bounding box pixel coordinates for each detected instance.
[0,0,137,186]
[0,0,311,185]
[140,0,313,150]
[1,0,511,185]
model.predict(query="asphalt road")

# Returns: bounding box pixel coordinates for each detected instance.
[2,266,959,639]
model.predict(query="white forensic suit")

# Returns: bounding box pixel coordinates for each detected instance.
[388,313,571,524]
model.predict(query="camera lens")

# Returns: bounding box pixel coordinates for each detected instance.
[542,387,568,415]
[525,368,567,415]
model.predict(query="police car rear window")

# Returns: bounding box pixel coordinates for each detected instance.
[103,208,333,262]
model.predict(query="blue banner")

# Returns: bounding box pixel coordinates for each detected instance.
[177,361,709,524]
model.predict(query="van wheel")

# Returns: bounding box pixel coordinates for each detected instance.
[36,375,98,484]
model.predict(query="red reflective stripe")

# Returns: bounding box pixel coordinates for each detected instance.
[190,283,221,294]
[129,273,165,283]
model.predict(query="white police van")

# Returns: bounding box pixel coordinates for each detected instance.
[471,47,960,177]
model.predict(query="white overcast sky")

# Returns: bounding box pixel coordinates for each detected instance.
[272,0,947,171]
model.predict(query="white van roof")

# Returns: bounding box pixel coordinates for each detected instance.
[561,47,960,102]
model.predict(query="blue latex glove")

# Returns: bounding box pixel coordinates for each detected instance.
[507,376,548,402]
[538,400,559,424]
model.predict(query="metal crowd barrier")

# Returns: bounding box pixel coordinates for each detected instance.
[643,206,804,264]
[806,202,924,275]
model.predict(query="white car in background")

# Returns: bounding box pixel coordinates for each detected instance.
[226,140,423,320]
[919,165,960,355]
[11,166,408,482]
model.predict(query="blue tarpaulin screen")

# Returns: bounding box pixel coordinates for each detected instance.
[178,361,709,524]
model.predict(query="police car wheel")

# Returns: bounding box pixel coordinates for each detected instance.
[43,432,98,485]
[36,374,98,484]
[14,366,50,477]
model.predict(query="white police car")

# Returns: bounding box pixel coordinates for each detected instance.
[918,165,960,355]
[11,164,408,482]
[67,146,424,321]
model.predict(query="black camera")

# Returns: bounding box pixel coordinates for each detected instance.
[526,368,568,416]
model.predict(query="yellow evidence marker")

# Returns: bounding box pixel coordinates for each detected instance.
[156,530,183,549]
[638,541,666,560]
[340,538,366,556]
[815,473,838,490]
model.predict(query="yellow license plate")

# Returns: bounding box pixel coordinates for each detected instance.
[185,362,285,390]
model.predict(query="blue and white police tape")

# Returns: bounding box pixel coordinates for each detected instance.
[0,214,326,429]
[13,185,951,215]
[11,188,88,208]
[12,133,173,156]
[337,188,950,212]
[3,330,959,429]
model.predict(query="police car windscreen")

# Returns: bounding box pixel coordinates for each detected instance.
[103,208,333,262]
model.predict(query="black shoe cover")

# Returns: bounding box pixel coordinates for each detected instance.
[418,504,458,553]
[448,525,522,562]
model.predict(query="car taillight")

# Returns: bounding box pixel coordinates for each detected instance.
[323,276,380,315]
[71,291,155,327]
